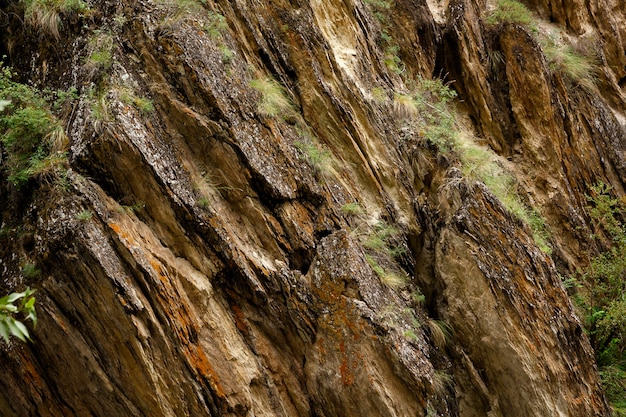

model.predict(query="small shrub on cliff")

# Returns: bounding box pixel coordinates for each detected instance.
[571,183,626,412]
[203,11,228,39]
[85,31,114,76]
[0,62,68,188]
[294,139,331,176]
[400,77,459,152]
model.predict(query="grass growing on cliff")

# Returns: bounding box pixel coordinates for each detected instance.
[294,138,332,176]
[394,77,459,152]
[541,36,597,89]
[20,0,87,39]
[0,62,69,188]
[249,77,294,118]
[458,138,551,253]
[119,89,155,115]
[365,254,407,289]
[569,183,626,413]
[485,0,536,30]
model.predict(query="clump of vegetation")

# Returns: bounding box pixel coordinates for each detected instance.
[157,0,204,26]
[21,262,40,278]
[458,139,551,253]
[119,89,155,115]
[381,33,404,75]
[249,77,294,118]
[370,87,388,103]
[362,0,404,75]
[295,139,332,176]
[341,202,364,216]
[395,77,459,152]
[293,123,333,177]
[0,288,37,343]
[0,61,68,188]
[365,254,407,289]
[204,11,228,39]
[485,0,536,30]
[570,183,626,413]
[541,36,597,89]
[426,319,452,350]
[119,201,145,213]
[76,210,93,221]
[86,31,114,74]
[88,87,111,124]
[197,196,210,208]
[394,75,550,252]
[363,221,399,253]
[20,0,87,39]
[363,0,392,24]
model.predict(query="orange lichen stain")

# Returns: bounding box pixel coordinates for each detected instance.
[187,344,225,398]
[230,305,249,336]
[109,222,121,234]
[339,341,355,386]
[108,222,134,245]
[149,258,168,284]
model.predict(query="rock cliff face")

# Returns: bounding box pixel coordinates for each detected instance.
[0,0,624,416]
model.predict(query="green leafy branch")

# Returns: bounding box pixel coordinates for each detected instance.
[0,288,37,343]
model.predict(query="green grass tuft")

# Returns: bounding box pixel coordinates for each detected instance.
[249,77,294,118]
[485,0,535,29]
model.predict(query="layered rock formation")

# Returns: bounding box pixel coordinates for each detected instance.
[0,0,624,416]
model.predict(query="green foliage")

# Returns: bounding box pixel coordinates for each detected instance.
[541,36,597,89]
[249,77,294,118]
[21,262,40,278]
[119,201,145,213]
[295,138,332,176]
[88,88,110,122]
[370,87,388,103]
[571,183,626,412]
[433,370,453,394]
[76,210,93,221]
[383,43,404,75]
[411,290,426,305]
[0,61,68,188]
[427,319,452,350]
[0,288,37,343]
[52,86,78,111]
[396,77,459,152]
[218,45,235,65]
[365,254,406,289]
[341,202,363,216]
[600,366,626,415]
[485,0,535,30]
[86,31,114,73]
[363,221,399,252]
[158,0,204,25]
[458,139,551,253]
[362,221,407,290]
[197,196,210,208]
[204,11,228,39]
[120,89,154,115]
[363,0,391,9]
[20,0,87,39]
